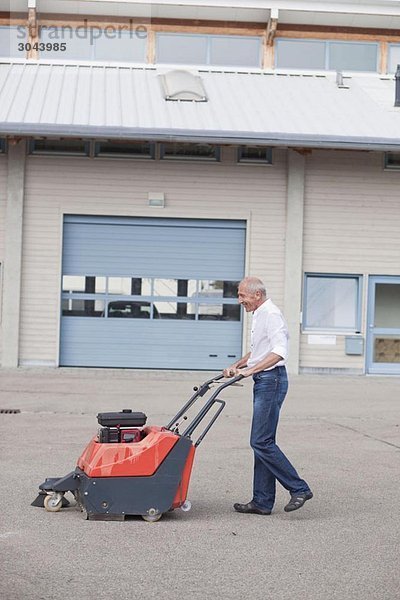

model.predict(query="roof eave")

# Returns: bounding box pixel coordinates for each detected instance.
[1,123,400,152]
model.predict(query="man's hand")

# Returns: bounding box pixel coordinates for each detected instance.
[223,366,237,378]
[223,366,253,378]
[236,368,253,378]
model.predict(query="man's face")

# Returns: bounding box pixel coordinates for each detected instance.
[238,283,263,312]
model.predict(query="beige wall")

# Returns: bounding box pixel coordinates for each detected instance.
[19,150,287,366]
[0,155,7,364]
[301,149,400,372]
[6,147,400,371]
[0,156,6,260]
[0,155,7,363]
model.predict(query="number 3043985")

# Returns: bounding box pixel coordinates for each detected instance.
[18,42,67,52]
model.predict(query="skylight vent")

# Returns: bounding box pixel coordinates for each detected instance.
[159,69,207,102]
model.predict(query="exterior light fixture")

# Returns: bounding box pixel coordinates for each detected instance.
[148,192,165,207]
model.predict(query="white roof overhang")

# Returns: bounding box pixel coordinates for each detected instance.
[1,60,400,151]
[3,1,400,28]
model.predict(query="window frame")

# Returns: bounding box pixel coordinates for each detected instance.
[38,26,147,63]
[61,275,240,321]
[302,273,363,334]
[29,138,91,157]
[94,140,156,160]
[159,143,221,162]
[384,152,400,170]
[0,24,28,58]
[388,43,400,74]
[275,37,379,73]
[155,32,263,68]
[237,146,273,165]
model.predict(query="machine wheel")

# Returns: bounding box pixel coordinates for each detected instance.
[181,500,192,512]
[44,493,63,512]
[142,514,162,523]
[142,508,162,523]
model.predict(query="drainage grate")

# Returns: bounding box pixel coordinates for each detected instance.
[0,409,21,414]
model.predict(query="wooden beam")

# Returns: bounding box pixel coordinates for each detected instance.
[379,41,388,74]
[293,148,313,156]
[278,23,400,37]
[27,8,38,60]
[0,13,27,26]
[266,18,278,47]
[277,29,400,43]
[263,42,275,69]
[262,28,275,69]
[36,14,266,35]
[147,29,156,64]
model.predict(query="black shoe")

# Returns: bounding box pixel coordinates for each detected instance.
[284,491,313,513]
[233,501,271,515]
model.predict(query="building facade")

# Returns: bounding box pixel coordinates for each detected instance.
[1,0,400,375]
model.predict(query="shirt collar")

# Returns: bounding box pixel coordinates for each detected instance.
[253,298,270,316]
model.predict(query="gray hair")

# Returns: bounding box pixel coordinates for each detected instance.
[239,277,267,297]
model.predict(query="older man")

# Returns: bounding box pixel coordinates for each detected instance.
[224,276,312,515]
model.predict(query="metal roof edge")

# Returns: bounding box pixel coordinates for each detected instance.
[1,123,400,151]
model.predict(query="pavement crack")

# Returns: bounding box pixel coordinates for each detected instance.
[324,418,400,450]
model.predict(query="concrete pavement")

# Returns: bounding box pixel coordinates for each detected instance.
[0,368,399,600]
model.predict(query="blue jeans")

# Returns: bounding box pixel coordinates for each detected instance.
[250,366,311,511]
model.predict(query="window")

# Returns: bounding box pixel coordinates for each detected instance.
[0,138,6,153]
[95,141,154,159]
[303,274,362,332]
[30,139,90,156]
[62,299,105,317]
[39,27,147,63]
[198,303,240,321]
[61,276,240,321]
[0,26,27,58]
[276,39,326,70]
[156,33,262,68]
[388,45,400,73]
[93,30,146,63]
[238,146,272,164]
[329,41,378,72]
[62,276,106,294]
[158,34,207,65]
[160,143,220,161]
[209,35,262,68]
[108,301,156,319]
[384,153,400,170]
[275,38,378,72]
[39,27,92,60]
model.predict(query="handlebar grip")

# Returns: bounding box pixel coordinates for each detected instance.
[228,374,244,384]
[212,373,225,382]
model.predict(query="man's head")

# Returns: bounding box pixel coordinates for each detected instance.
[238,277,267,312]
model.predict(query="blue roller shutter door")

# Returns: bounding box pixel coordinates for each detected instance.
[60,216,245,369]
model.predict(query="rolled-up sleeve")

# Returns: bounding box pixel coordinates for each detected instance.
[268,313,289,360]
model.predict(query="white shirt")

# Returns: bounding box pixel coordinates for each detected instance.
[247,299,289,370]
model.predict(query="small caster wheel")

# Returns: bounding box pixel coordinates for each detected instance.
[44,493,63,512]
[142,508,162,523]
[181,500,192,512]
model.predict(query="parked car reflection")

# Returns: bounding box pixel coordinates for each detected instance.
[107,301,160,319]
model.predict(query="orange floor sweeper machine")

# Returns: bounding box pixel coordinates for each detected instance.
[32,373,243,522]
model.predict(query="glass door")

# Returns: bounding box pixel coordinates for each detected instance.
[367,276,400,374]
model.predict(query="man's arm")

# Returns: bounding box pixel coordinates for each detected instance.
[235,313,288,377]
[223,352,251,377]
[235,352,283,377]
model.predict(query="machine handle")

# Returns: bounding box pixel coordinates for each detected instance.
[182,374,244,438]
[166,372,229,431]
[194,399,225,447]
